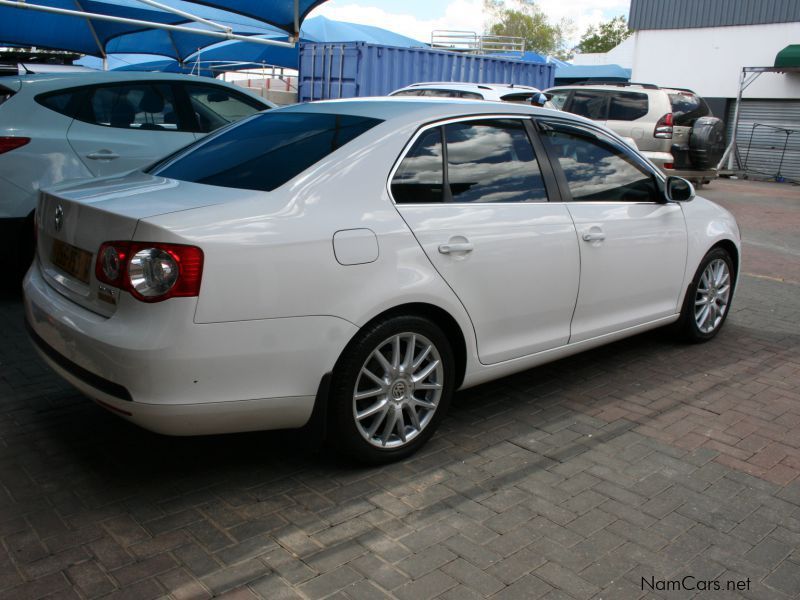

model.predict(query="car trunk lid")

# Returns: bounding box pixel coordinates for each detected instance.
[36,171,224,317]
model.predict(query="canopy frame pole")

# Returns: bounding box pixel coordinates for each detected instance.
[0,0,296,48]
[293,0,299,41]
[73,0,107,64]
[718,67,765,170]
[133,0,232,33]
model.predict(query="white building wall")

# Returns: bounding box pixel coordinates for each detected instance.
[630,22,800,98]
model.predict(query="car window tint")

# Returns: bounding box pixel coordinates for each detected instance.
[391,90,423,96]
[460,91,483,99]
[421,89,460,97]
[37,90,81,117]
[608,92,648,121]
[88,84,179,131]
[185,84,265,133]
[151,112,382,192]
[669,92,711,126]
[391,127,444,204]
[568,91,608,120]
[445,119,547,203]
[542,126,659,203]
[501,93,535,104]
[548,91,570,110]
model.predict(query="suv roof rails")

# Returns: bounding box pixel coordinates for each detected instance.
[406,81,536,90]
[569,81,660,90]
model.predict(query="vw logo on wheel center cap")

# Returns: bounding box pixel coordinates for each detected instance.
[391,380,408,400]
[54,205,64,233]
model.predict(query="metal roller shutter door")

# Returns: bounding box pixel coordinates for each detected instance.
[727,99,800,181]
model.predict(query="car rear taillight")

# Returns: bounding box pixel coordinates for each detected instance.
[96,241,203,303]
[0,136,30,154]
[654,113,673,139]
[663,163,674,170]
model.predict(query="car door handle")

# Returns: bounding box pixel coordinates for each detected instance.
[438,242,474,254]
[86,150,120,160]
[582,231,606,242]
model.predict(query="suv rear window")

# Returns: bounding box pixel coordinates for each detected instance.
[150,112,382,192]
[668,92,711,126]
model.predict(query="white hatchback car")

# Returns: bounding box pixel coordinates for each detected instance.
[24,98,740,463]
[0,71,273,279]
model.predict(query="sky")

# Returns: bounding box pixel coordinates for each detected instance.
[308,0,631,48]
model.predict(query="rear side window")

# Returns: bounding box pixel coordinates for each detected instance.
[420,89,461,98]
[184,83,265,133]
[37,90,83,118]
[568,91,608,120]
[152,112,382,192]
[669,92,711,126]
[392,119,547,204]
[87,84,179,130]
[445,120,545,203]
[608,92,648,121]
[391,90,423,96]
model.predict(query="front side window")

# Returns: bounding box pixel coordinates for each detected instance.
[151,112,382,192]
[392,90,423,97]
[541,123,659,203]
[392,119,547,204]
[185,84,265,133]
[608,92,648,121]
[88,84,179,130]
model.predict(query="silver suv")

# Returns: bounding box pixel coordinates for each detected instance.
[545,83,725,176]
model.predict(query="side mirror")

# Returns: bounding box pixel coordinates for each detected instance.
[665,176,695,202]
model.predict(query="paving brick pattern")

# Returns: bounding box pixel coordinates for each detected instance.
[1,180,799,599]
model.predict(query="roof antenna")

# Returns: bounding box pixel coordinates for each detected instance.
[20,62,33,74]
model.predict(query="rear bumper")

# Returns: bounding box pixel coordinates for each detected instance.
[641,151,674,170]
[23,261,358,435]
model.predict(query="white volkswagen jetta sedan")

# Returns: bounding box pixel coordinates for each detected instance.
[23,98,740,463]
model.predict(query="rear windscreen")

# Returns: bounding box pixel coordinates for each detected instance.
[150,112,382,192]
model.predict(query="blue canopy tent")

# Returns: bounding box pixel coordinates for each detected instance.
[554,63,631,85]
[0,0,329,62]
[110,15,425,73]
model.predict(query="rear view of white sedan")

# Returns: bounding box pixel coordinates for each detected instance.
[23,98,740,463]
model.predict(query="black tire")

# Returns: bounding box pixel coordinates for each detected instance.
[673,247,735,343]
[329,315,455,464]
[689,117,726,170]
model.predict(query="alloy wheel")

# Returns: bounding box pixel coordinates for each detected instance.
[352,332,444,449]
[694,258,731,334]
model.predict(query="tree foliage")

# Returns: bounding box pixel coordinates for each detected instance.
[484,0,574,59]
[576,15,631,54]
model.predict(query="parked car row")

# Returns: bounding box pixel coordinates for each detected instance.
[18,86,741,462]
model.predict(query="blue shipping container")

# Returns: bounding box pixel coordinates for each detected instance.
[298,42,555,102]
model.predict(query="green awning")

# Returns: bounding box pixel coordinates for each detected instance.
[775,45,800,69]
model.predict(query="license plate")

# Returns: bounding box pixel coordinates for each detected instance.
[51,239,93,284]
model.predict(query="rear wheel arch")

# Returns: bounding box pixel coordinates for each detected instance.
[340,302,468,391]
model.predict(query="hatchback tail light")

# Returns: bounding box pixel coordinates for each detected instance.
[654,113,673,139]
[96,241,203,303]
[0,136,30,154]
